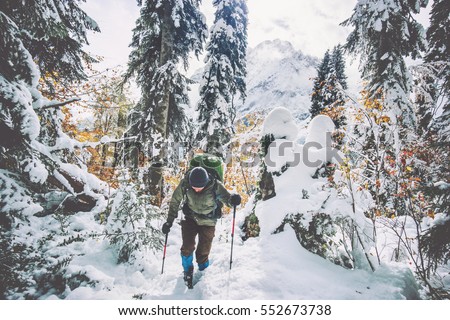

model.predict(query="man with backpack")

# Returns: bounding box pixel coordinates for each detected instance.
[161,165,241,288]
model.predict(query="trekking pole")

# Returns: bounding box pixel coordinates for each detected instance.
[229,205,237,270]
[161,233,168,274]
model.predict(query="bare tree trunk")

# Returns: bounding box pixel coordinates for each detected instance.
[101,143,109,167]
[147,3,173,205]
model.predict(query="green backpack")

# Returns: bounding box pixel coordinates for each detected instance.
[182,153,225,218]
[188,153,224,182]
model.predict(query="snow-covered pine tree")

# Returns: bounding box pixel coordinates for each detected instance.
[196,0,248,158]
[324,45,348,129]
[426,0,449,92]
[426,0,450,142]
[310,50,331,118]
[310,46,348,128]
[412,0,449,138]
[342,1,450,295]
[411,64,438,136]
[0,4,105,218]
[332,45,348,93]
[0,0,101,172]
[104,170,163,264]
[1,11,44,298]
[342,0,428,216]
[417,0,450,285]
[125,0,207,202]
[0,0,100,94]
[0,4,109,298]
[342,0,427,131]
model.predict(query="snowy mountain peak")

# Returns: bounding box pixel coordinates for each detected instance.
[249,39,298,62]
[242,39,319,120]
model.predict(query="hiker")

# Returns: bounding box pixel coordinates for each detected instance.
[161,166,241,287]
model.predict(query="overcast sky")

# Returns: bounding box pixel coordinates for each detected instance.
[81,0,358,69]
[80,0,431,88]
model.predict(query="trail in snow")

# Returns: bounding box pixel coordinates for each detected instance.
[58,112,421,300]
[60,207,417,300]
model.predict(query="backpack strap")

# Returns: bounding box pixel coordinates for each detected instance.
[209,178,223,218]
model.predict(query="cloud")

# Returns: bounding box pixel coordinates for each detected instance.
[80,0,140,69]
[246,0,357,57]
[273,19,290,30]
[82,0,359,68]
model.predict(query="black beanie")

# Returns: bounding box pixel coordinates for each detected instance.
[189,167,209,188]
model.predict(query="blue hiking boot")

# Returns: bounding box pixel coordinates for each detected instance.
[181,255,194,289]
[198,260,209,271]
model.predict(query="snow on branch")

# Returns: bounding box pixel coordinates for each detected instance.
[40,98,81,110]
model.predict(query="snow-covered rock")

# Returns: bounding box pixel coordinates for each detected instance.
[305,114,335,148]
[262,107,299,173]
[262,107,298,140]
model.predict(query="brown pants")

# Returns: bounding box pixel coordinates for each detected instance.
[180,218,215,265]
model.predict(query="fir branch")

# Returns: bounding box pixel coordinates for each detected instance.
[40,98,81,110]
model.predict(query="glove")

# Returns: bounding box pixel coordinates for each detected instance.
[230,194,241,206]
[162,221,172,235]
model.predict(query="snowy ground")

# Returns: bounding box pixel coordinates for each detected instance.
[52,208,418,300]
[48,112,423,300]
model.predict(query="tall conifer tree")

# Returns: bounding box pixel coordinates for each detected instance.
[418,0,450,272]
[1,2,106,298]
[125,0,207,201]
[342,0,427,130]
[342,0,428,218]
[0,0,100,92]
[310,50,331,119]
[332,45,348,91]
[426,0,450,141]
[310,46,347,127]
[196,0,248,158]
